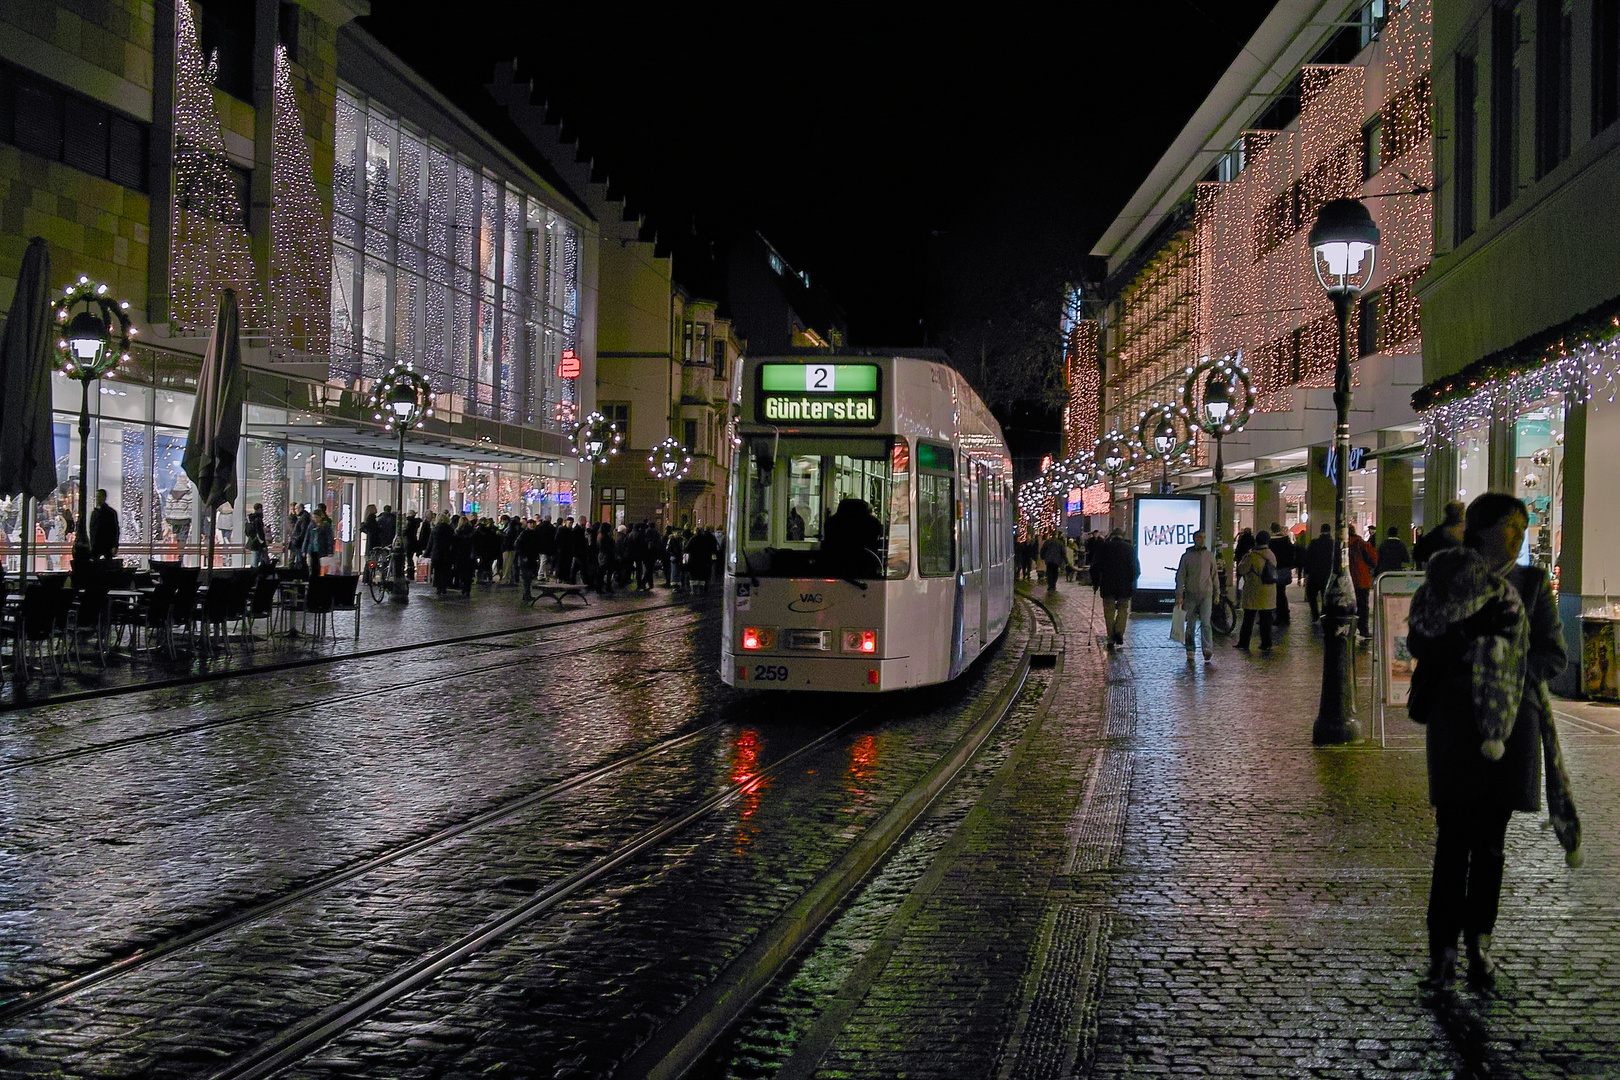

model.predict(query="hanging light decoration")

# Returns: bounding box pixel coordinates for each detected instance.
[53,276,135,380]
[573,410,623,464]
[366,362,435,431]
[1179,352,1257,439]
[647,436,693,481]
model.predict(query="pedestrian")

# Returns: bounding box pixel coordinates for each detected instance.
[687,527,717,591]
[1414,500,1466,568]
[1094,529,1139,649]
[303,506,334,576]
[245,502,269,568]
[1268,521,1295,627]
[1377,525,1412,575]
[456,516,477,596]
[1304,522,1333,622]
[667,528,685,589]
[625,523,650,592]
[429,513,455,595]
[359,503,379,566]
[88,488,119,561]
[516,518,542,602]
[1349,524,1378,638]
[288,504,311,575]
[1175,528,1219,668]
[534,516,557,581]
[375,504,397,552]
[645,523,666,590]
[1084,530,1104,586]
[403,509,421,577]
[1407,492,1572,990]
[500,514,521,584]
[1234,529,1277,652]
[596,523,617,594]
[1039,532,1068,590]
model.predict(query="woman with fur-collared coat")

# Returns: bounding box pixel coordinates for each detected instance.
[1233,531,1277,651]
[1407,493,1567,991]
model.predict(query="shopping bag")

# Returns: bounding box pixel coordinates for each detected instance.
[1169,604,1186,644]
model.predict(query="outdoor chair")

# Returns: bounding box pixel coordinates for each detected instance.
[243,571,280,650]
[304,575,335,639]
[163,568,202,659]
[66,573,115,670]
[2,579,66,681]
[326,574,361,640]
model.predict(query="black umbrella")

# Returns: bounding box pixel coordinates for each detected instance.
[182,289,244,573]
[0,237,57,589]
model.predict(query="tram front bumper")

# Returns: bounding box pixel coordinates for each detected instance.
[722,649,909,692]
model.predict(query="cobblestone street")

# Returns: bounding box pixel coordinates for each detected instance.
[0,581,1615,1078]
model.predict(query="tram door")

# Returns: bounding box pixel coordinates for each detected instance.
[977,462,991,645]
[960,460,983,656]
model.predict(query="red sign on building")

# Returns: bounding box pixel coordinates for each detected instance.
[558,348,580,379]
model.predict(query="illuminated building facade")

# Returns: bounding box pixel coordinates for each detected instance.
[1088,0,1434,543]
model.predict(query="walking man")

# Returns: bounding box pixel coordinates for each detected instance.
[1268,521,1295,627]
[1304,522,1333,623]
[1175,529,1218,668]
[1039,533,1067,590]
[1095,529,1140,650]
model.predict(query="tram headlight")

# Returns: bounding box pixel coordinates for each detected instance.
[741,627,775,651]
[841,629,878,654]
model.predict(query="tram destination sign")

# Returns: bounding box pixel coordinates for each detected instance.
[756,363,882,426]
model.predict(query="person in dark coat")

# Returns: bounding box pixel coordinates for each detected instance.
[515,518,543,601]
[666,528,684,588]
[1349,525,1379,638]
[624,523,649,592]
[821,498,882,577]
[1094,529,1140,649]
[402,510,421,576]
[88,489,119,560]
[1084,530,1104,587]
[1268,522,1295,627]
[534,517,557,581]
[645,524,665,590]
[429,514,456,596]
[1303,523,1334,622]
[1407,493,1566,990]
[417,512,433,559]
[1039,533,1067,590]
[595,524,617,594]
[1414,500,1466,568]
[686,527,717,590]
[455,518,477,595]
[1376,526,1412,575]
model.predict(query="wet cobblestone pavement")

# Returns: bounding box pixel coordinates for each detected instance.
[1,578,1615,1078]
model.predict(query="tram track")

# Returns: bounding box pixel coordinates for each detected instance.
[189,598,1049,1080]
[0,595,696,714]
[0,607,704,773]
[0,707,738,1022]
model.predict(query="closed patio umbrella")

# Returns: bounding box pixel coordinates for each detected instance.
[0,237,57,590]
[182,289,244,574]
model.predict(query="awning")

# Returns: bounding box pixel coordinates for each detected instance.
[245,422,566,466]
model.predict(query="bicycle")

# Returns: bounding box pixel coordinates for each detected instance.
[363,549,390,603]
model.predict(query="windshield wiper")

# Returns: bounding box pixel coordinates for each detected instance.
[841,576,869,591]
[740,548,762,587]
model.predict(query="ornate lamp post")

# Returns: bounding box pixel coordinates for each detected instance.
[1308,197,1380,745]
[1094,430,1137,534]
[367,363,433,604]
[648,436,693,524]
[52,276,135,561]
[1136,402,1190,493]
[1180,353,1256,634]
[574,410,622,523]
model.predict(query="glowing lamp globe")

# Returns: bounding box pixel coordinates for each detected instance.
[1152,419,1178,457]
[1308,198,1380,298]
[1203,372,1232,426]
[389,382,419,422]
[65,309,110,369]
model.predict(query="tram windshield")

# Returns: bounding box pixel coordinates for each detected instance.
[732,435,911,580]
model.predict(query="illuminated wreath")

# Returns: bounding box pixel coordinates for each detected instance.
[1136,401,1192,463]
[647,436,693,481]
[1179,352,1257,437]
[1094,430,1140,480]
[52,275,135,379]
[573,410,623,464]
[366,362,435,431]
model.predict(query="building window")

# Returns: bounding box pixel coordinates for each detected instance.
[601,402,630,442]
[695,322,709,368]
[1216,136,1247,182]
[332,86,580,432]
[684,419,698,453]
[1595,0,1620,133]
[1491,3,1524,216]
[0,61,150,192]
[1456,52,1479,242]
[1536,0,1574,177]
[682,321,694,364]
[196,0,256,103]
[1357,292,1381,357]
[1363,116,1384,179]
[712,338,726,377]
[277,1,301,53]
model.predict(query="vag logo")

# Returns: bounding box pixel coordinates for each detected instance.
[787,592,826,612]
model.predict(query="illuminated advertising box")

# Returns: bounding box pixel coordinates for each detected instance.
[1133,495,1206,593]
[756,363,882,425]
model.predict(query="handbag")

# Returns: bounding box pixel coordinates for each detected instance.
[1260,557,1278,586]
[1170,604,1186,644]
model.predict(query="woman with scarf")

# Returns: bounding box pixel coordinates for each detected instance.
[1407,492,1579,991]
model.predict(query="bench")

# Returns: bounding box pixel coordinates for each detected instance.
[527,582,590,609]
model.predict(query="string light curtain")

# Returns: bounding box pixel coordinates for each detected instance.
[269,45,331,358]
[169,0,262,332]
[1064,316,1101,458]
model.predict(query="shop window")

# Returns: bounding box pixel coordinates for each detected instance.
[1514,402,1564,572]
[1456,421,1490,502]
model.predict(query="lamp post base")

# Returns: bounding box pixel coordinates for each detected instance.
[1313,575,1360,745]
[390,542,410,605]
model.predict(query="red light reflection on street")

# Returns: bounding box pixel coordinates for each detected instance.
[730,728,769,853]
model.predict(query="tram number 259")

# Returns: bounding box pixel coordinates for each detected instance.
[752,664,790,682]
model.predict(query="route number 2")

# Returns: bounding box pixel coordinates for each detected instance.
[753,665,789,682]
[806,365,833,391]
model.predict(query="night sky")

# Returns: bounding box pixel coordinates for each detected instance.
[362,2,1276,409]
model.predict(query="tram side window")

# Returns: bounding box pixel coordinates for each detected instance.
[917,442,955,577]
[745,443,774,543]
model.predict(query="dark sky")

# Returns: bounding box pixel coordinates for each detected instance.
[361,2,1276,348]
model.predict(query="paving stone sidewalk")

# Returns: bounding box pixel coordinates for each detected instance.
[766,580,1619,1079]
[1,578,697,708]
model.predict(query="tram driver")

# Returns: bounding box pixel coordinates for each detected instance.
[821,498,884,578]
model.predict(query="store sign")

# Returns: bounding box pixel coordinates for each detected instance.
[558,348,580,379]
[323,450,449,481]
[1133,495,1205,592]
[1324,445,1371,485]
[756,363,881,425]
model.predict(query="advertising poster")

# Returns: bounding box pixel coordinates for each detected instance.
[1133,496,1205,592]
[1381,591,1414,705]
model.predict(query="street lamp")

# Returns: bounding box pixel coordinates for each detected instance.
[1180,353,1255,635]
[367,363,433,604]
[1136,402,1189,493]
[51,276,134,564]
[1309,197,1379,745]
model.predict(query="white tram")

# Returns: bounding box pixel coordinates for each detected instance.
[722,353,1015,692]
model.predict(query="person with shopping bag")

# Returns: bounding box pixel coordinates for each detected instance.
[1174,529,1219,668]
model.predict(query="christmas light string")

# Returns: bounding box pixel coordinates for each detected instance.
[270,44,331,358]
[647,437,693,482]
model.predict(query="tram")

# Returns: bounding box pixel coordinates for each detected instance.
[722,352,1015,692]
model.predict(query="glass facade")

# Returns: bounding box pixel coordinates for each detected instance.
[1514,400,1565,574]
[332,86,581,432]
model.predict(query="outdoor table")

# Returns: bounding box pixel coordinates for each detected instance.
[276,579,309,637]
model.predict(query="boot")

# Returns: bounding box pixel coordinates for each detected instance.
[1465,933,1496,990]
[1419,945,1457,990]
